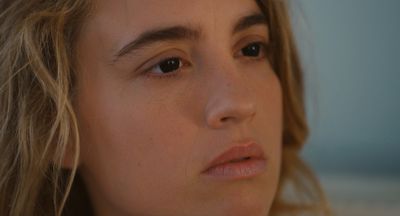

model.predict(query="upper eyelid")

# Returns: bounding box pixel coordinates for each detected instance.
[134,48,185,67]
[234,35,268,51]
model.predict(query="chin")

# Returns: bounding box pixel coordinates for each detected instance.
[224,199,270,216]
[215,189,272,216]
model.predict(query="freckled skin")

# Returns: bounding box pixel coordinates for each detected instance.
[72,0,283,215]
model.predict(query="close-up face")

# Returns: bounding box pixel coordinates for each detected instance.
[74,0,283,215]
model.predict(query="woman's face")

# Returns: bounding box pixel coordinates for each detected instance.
[74,0,282,215]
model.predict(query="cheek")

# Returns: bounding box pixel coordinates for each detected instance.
[246,66,283,202]
[264,73,283,143]
[266,72,283,160]
[250,64,283,147]
[75,79,197,214]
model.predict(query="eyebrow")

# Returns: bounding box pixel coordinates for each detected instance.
[113,12,268,62]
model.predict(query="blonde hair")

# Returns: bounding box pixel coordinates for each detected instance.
[0,0,330,215]
[261,1,331,215]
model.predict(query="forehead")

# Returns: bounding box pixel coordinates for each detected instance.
[88,0,262,33]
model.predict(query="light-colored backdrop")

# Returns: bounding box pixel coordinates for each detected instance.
[290,1,400,215]
[292,0,400,176]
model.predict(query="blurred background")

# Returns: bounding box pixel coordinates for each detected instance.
[289,0,400,215]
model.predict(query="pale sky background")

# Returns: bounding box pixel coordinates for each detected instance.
[291,0,400,177]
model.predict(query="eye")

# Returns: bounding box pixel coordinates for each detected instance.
[152,57,183,74]
[238,42,267,58]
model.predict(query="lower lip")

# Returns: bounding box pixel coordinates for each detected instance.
[202,159,267,180]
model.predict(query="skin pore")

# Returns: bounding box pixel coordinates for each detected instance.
[71,0,283,215]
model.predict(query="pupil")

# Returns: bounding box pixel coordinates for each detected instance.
[242,43,260,57]
[159,58,180,73]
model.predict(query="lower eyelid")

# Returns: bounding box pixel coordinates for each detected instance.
[144,71,180,79]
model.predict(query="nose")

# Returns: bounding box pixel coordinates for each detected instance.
[204,69,257,129]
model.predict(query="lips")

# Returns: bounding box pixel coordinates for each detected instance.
[202,141,267,180]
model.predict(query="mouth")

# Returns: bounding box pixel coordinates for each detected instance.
[202,141,267,180]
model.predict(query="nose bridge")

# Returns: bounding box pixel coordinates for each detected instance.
[203,57,257,129]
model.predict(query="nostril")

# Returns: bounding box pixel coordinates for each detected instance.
[221,117,230,122]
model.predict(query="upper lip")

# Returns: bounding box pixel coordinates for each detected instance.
[202,139,265,172]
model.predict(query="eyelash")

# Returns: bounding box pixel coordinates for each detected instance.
[143,41,269,80]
